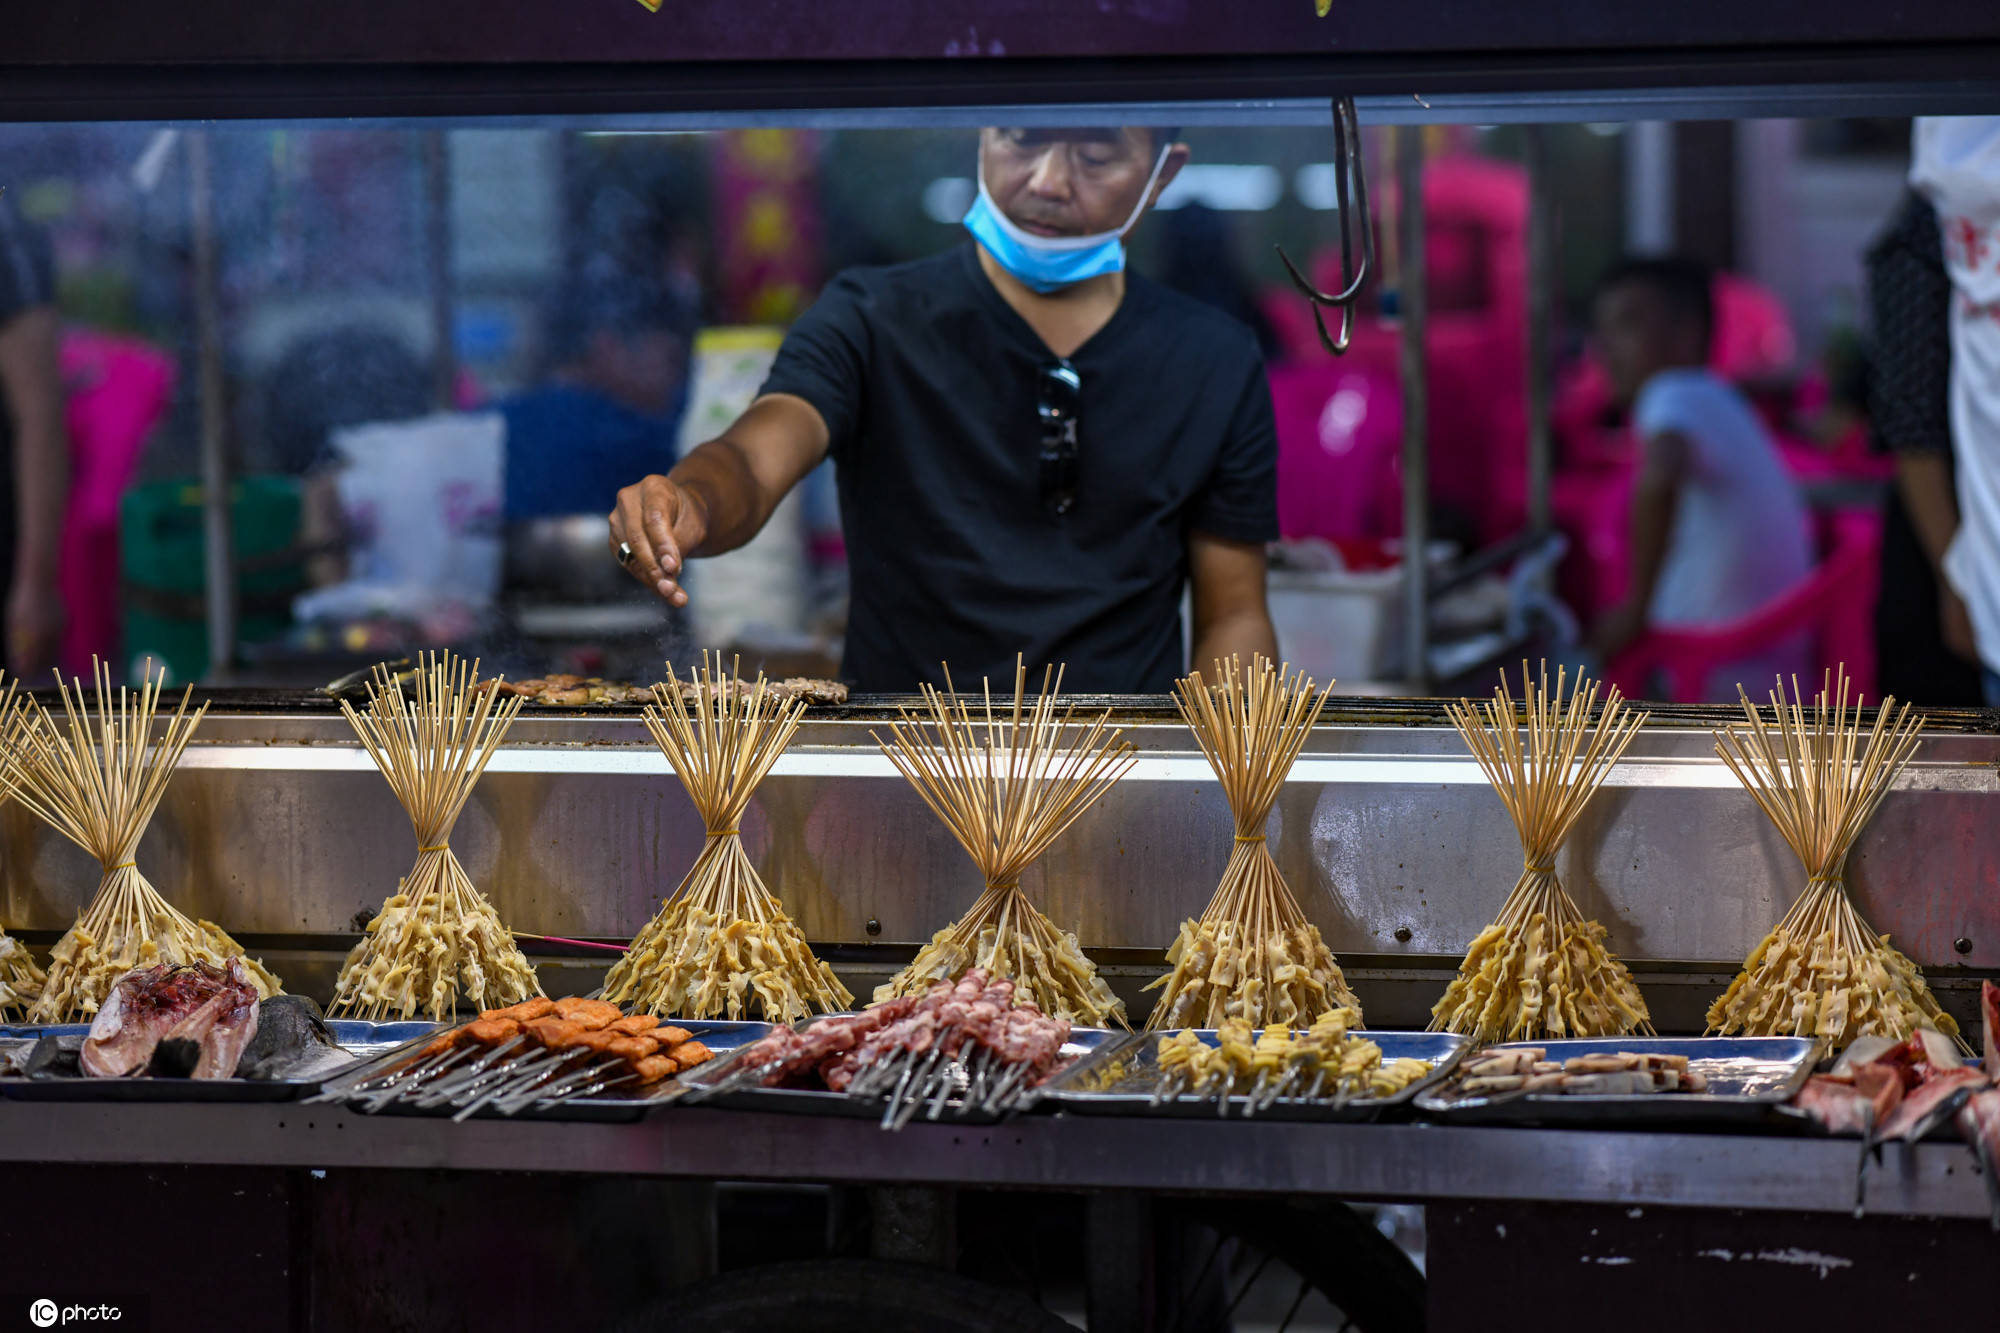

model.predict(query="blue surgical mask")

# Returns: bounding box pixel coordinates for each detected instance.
[962,145,1173,293]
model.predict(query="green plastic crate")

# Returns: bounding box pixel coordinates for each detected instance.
[120,476,305,682]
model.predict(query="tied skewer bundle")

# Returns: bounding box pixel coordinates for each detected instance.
[5,663,280,1021]
[330,653,542,1021]
[0,676,48,1016]
[1143,656,1361,1030]
[1429,663,1651,1043]
[1706,670,1957,1049]
[602,656,851,1022]
[872,661,1136,1026]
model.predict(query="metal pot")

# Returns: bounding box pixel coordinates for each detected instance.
[504,514,638,601]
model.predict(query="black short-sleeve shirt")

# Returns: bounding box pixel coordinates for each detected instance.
[759,243,1278,694]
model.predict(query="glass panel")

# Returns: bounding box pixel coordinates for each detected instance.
[0,113,1959,704]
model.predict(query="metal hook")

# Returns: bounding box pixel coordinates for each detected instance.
[1275,96,1375,355]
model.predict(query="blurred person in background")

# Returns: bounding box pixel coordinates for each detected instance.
[1866,189,1985,705]
[0,186,67,679]
[1586,256,1814,698]
[610,127,1283,693]
[503,267,694,520]
[1910,117,2000,706]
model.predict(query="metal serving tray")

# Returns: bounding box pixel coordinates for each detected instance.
[333,1018,773,1123]
[0,1020,439,1102]
[1413,1036,1823,1126]
[676,1023,1136,1125]
[1032,1029,1470,1122]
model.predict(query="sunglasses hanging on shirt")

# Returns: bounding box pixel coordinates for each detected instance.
[1037,359,1082,516]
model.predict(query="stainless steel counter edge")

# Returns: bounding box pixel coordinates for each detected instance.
[0,1103,1982,1220]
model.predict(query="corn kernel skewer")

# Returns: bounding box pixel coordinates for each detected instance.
[873,659,1136,1026]
[4,661,279,1020]
[330,652,539,1021]
[1707,668,1956,1049]
[1428,662,1650,1043]
[603,653,850,1023]
[1144,655,1359,1030]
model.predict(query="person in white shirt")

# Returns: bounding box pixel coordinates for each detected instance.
[1585,257,1815,700]
[1909,116,2000,705]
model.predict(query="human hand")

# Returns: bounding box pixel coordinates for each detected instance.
[6,574,63,680]
[609,475,708,608]
[1940,585,1979,664]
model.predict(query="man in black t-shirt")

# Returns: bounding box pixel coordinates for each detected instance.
[0,190,66,679]
[608,128,1279,693]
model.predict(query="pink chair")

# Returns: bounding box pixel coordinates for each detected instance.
[1605,515,1880,704]
[1268,361,1403,542]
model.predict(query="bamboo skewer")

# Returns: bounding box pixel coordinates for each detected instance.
[602,654,851,1022]
[329,652,541,1021]
[872,659,1136,1026]
[2,661,280,1021]
[1428,662,1652,1043]
[1706,668,1957,1049]
[1143,656,1360,1030]
[0,675,48,1017]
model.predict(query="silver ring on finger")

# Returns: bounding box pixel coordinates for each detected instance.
[616,541,637,569]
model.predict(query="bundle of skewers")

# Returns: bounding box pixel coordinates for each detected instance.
[1151,1010,1431,1117]
[329,653,542,1021]
[310,996,716,1121]
[871,662,1135,1026]
[601,656,850,1023]
[1428,663,1651,1044]
[1706,670,1958,1049]
[0,675,47,1017]
[1144,656,1360,1030]
[2,662,280,1021]
[697,968,1076,1130]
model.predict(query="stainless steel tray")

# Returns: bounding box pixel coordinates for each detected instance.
[1413,1036,1823,1125]
[677,1023,1135,1124]
[1032,1029,1470,1122]
[332,1018,774,1123]
[0,1020,439,1102]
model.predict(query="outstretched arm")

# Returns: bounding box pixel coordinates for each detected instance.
[1589,428,1690,662]
[607,393,830,607]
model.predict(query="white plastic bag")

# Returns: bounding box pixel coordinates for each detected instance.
[295,411,505,622]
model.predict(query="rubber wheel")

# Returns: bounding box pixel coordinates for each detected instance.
[606,1258,1078,1333]
[1167,1197,1426,1333]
